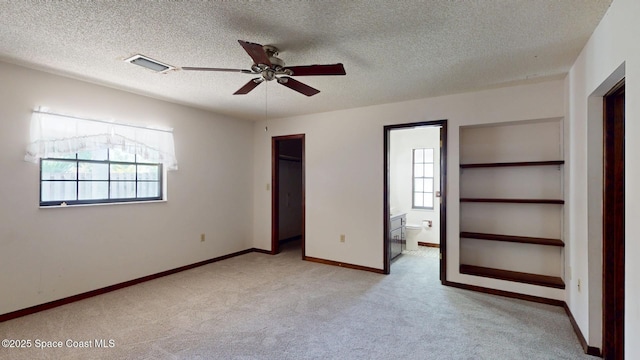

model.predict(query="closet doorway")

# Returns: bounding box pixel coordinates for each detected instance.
[271,134,305,257]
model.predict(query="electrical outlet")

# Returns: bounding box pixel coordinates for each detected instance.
[340,234,345,243]
[200,233,205,242]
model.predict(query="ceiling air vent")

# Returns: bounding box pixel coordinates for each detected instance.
[124,54,175,73]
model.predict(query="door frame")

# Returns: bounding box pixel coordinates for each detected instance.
[602,79,624,359]
[383,120,447,278]
[271,134,305,257]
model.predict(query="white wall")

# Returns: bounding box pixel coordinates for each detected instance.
[389,127,441,244]
[252,79,564,301]
[565,0,639,353]
[0,61,254,315]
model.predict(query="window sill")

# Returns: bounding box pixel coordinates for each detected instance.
[39,199,167,209]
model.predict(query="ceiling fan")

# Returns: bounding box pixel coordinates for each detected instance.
[181,40,346,96]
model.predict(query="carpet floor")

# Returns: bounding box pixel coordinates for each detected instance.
[0,243,597,359]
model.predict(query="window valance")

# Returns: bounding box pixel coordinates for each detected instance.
[24,108,178,170]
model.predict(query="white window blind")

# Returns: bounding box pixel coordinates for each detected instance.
[24,108,177,170]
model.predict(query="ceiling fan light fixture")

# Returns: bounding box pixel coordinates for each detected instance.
[262,69,276,81]
[124,54,175,73]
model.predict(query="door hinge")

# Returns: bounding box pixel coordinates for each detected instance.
[439,253,442,260]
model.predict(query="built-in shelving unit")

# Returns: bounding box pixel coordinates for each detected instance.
[460,198,564,204]
[460,160,564,169]
[459,232,564,247]
[460,264,565,289]
[459,119,565,294]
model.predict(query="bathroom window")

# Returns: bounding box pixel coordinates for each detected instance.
[412,148,434,209]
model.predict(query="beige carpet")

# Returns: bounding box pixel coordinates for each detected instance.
[0,242,595,359]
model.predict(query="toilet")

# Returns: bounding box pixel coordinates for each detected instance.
[405,224,421,251]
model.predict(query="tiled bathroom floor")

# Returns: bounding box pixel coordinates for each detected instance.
[402,245,439,258]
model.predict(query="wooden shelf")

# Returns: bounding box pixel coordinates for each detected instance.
[460,264,565,289]
[460,232,564,247]
[460,198,564,204]
[460,160,564,168]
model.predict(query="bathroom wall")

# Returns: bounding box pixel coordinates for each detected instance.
[389,126,441,244]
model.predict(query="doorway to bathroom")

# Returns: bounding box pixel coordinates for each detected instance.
[383,121,447,280]
[271,135,305,257]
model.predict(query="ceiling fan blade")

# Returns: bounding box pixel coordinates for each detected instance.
[278,77,320,96]
[233,78,263,95]
[238,40,272,66]
[182,66,253,74]
[284,63,346,76]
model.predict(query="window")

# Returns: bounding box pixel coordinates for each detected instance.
[24,107,177,206]
[40,149,162,206]
[412,148,434,209]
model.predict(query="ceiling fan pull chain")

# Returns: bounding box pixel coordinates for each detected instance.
[264,81,269,132]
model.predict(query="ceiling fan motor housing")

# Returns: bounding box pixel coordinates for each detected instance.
[262,45,285,69]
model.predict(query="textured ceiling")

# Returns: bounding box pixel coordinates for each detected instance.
[0,1,612,121]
